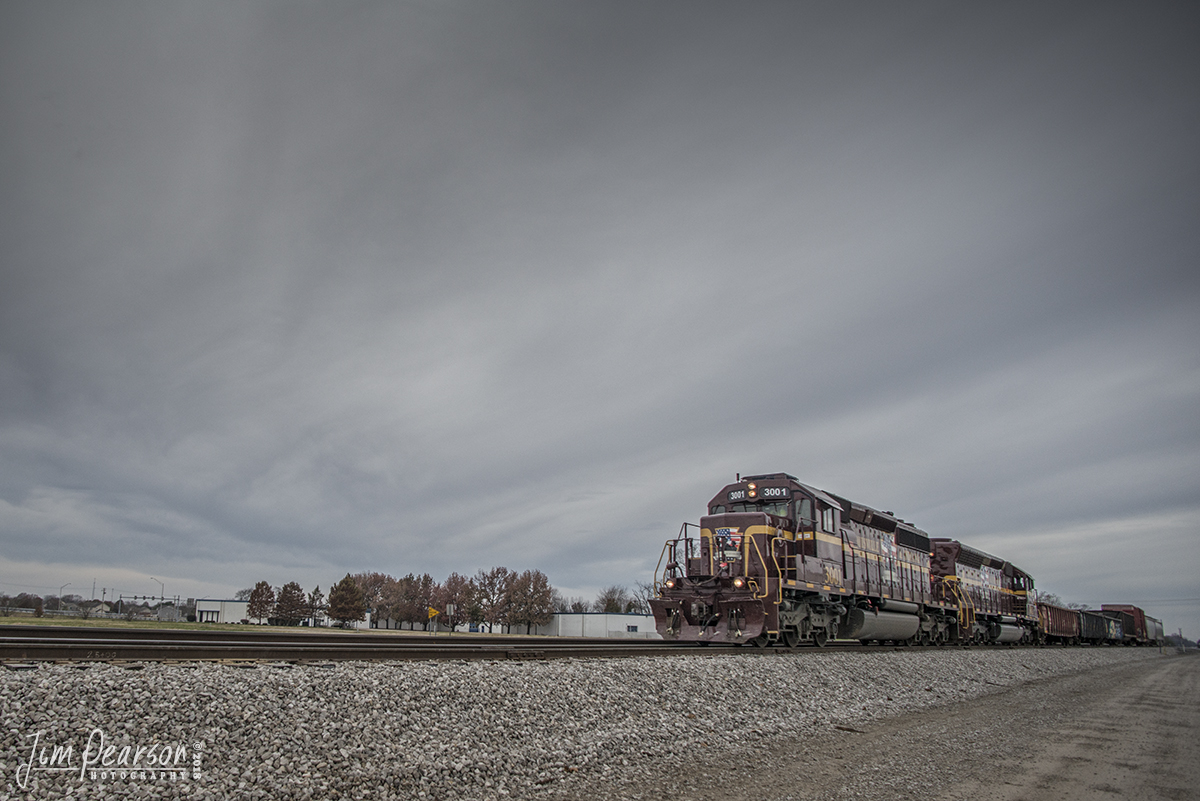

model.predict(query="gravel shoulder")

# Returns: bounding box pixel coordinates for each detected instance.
[547,649,1193,801]
[1,647,1176,800]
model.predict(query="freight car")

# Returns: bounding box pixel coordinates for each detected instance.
[1080,610,1120,645]
[651,473,1153,648]
[1037,601,1081,645]
[1100,604,1164,646]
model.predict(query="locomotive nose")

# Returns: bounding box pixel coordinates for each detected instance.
[651,589,766,644]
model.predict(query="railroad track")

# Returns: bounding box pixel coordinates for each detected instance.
[0,624,756,663]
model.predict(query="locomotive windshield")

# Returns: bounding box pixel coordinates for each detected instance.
[710,500,791,517]
[709,496,814,521]
[729,501,789,517]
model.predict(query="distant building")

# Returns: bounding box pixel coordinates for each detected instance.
[195,599,250,624]
[194,598,366,628]
[538,612,660,639]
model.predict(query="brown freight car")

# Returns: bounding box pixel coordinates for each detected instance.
[1036,601,1081,645]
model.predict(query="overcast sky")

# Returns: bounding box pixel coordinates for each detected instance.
[2,2,1197,633]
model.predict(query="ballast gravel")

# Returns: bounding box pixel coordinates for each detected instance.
[0,647,1162,800]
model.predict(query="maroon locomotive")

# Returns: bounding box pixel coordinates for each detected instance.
[651,473,1045,647]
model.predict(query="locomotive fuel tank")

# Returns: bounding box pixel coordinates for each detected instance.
[841,608,920,641]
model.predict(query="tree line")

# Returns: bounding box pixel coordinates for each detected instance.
[235,570,656,631]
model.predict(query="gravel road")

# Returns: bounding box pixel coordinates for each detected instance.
[0,647,1177,800]
[545,649,1195,801]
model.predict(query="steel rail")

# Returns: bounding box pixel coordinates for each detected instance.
[0,625,901,663]
[1,624,673,646]
[0,625,751,662]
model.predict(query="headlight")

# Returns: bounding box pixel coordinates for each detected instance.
[732,577,745,589]
[664,579,676,589]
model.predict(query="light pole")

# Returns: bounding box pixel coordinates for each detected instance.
[59,583,71,612]
[150,577,164,605]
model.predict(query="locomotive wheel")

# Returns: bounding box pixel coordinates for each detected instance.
[749,633,770,648]
[813,629,828,648]
[782,628,800,649]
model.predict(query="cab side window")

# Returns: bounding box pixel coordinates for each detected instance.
[821,506,835,533]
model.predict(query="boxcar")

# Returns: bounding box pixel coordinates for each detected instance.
[1100,604,1163,645]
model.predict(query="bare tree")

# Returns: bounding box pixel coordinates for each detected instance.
[381,575,412,629]
[593,585,633,614]
[508,570,555,635]
[371,575,401,627]
[351,572,394,622]
[629,581,656,615]
[233,587,253,601]
[474,567,513,633]
[415,574,439,630]
[435,572,477,631]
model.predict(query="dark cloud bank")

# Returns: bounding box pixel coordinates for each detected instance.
[1,2,1197,631]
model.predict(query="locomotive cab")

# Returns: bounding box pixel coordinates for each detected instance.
[652,474,817,644]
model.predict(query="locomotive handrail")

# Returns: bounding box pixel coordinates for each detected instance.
[941,575,974,633]
[747,534,774,601]
[652,539,672,594]
[654,523,701,592]
[703,528,716,576]
[768,537,788,604]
